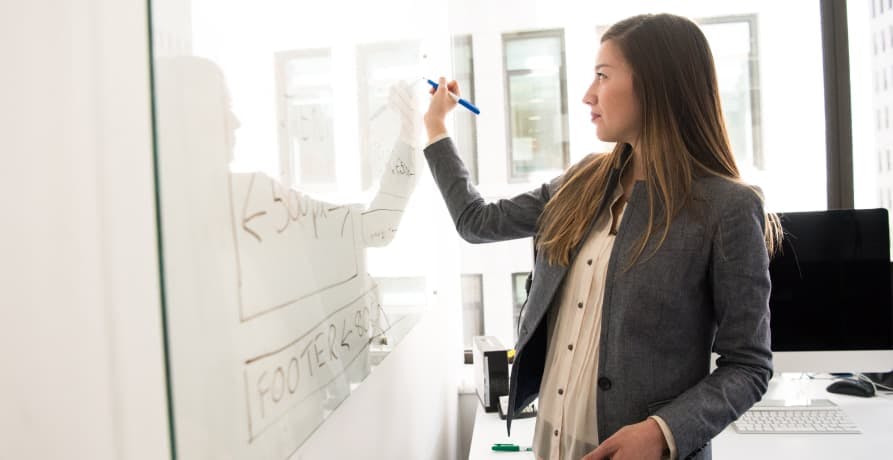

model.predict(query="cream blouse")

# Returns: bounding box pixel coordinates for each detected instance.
[531,183,677,460]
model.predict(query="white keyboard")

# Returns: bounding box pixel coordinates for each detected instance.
[733,399,861,434]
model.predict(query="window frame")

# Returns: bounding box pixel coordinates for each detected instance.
[823,0,854,209]
[460,273,485,358]
[452,34,480,184]
[502,28,571,183]
[697,14,765,170]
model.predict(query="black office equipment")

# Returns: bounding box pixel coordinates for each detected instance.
[769,209,893,353]
[826,378,876,397]
[472,336,509,412]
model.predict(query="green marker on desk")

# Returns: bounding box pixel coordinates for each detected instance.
[492,443,533,452]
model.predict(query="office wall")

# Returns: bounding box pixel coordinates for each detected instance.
[1,1,465,459]
[0,0,169,459]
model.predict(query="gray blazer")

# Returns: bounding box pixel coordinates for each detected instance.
[424,138,773,460]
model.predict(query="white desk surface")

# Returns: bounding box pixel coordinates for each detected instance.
[468,376,893,460]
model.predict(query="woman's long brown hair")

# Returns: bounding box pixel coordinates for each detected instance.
[538,13,781,267]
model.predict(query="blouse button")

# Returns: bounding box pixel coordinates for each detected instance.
[577,302,583,309]
[587,259,593,265]
[567,344,574,351]
[558,388,564,395]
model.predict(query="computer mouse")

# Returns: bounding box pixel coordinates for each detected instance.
[826,378,876,397]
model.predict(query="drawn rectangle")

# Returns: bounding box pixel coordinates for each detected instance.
[242,289,379,442]
[229,172,360,321]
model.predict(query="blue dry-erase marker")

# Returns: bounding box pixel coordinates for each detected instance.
[426,78,481,115]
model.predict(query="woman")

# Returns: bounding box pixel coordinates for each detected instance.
[423,13,781,460]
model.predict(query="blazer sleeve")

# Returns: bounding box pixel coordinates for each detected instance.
[653,186,774,459]
[423,137,560,243]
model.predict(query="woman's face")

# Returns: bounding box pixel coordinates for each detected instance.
[582,40,642,145]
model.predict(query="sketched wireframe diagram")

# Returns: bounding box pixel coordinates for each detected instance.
[154,55,423,458]
[232,80,422,444]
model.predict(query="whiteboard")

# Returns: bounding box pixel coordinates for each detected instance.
[151,1,448,453]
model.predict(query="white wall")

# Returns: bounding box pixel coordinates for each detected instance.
[1,1,464,459]
[0,0,169,459]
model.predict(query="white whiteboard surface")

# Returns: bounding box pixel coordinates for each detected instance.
[153,39,442,458]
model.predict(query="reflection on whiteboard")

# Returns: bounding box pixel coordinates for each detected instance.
[154,56,423,458]
[242,287,380,441]
[275,50,337,189]
[231,173,358,321]
[357,40,423,191]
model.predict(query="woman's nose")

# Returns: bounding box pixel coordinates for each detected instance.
[582,84,597,105]
[582,91,595,106]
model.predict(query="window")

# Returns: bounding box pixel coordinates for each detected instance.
[511,272,529,343]
[275,49,336,190]
[851,0,893,254]
[470,3,827,355]
[606,7,826,212]
[699,15,764,170]
[452,35,479,183]
[503,30,569,181]
[460,274,485,350]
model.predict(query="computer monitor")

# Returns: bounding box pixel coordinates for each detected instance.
[769,208,893,373]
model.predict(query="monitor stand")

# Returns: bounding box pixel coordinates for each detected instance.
[863,370,893,387]
[770,373,821,406]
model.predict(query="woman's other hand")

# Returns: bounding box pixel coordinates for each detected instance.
[581,418,667,460]
[423,76,459,142]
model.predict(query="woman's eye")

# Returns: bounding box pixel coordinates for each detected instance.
[596,72,607,81]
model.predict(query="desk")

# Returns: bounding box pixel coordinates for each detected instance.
[468,376,893,460]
